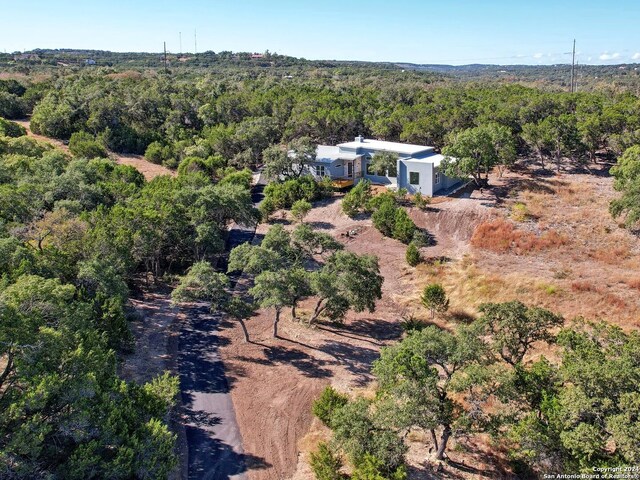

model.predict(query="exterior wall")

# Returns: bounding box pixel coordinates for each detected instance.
[398,159,434,195]
[306,160,344,179]
[432,167,460,194]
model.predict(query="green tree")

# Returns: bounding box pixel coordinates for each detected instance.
[369,151,398,177]
[521,121,552,170]
[421,283,449,320]
[442,123,516,186]
[371,195,397,237]
[478,301,564,366]
[372,324,486,461]
[309,251,383,324]
[331,399,407,473]
[610,145,640,226]
[250,268,309,337]
[541,114,582,171]
[263,137,316,180]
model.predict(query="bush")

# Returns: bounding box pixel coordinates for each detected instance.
[413,192,429,209]
[0,118,26,138]
[310,443,345,480]
[371,196,396,237]
[370,194,417,244]
[219,168,253,189]
[352,454,407,480]
[291,199,312,222]
[405,243,420,266]
[400,312,427,333]
[392,208,416,244]
[342,180,372,217]
[144,141,176,165]
[259,197,277,222]
[264,175,327,211]
[421,283,449,319]
[69,131,108,159]
[312,386,349,426]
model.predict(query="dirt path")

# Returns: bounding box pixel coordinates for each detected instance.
[14,119,175,180]
[213,193,492,480]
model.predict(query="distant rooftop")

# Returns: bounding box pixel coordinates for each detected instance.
[337,137,435,156]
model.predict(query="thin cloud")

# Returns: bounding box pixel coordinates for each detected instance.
[533,52,543,59]
[599,52,620,61]
[632,52,640,60]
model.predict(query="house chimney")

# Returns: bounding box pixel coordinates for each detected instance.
[355,135,364,143]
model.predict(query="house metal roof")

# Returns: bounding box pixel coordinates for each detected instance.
[337,138,435,156]
[316,145,360,162]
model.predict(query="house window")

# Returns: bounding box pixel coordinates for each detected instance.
[387,164,397,178]
[315,165,326,177]
[409,172,420,185]
[434,171,440,184]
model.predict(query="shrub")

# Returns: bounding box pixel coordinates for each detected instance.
[405,242,420,266]
[400,313,427,332]
[371,196,397,237]
[352,454,407,480]
[0,117,26,138]
[392,208,416,244]
[310,443,345,480]
[259,197,277,222]
[413,192,429,209]
[511,202,529,222]
[342,180,372,217]
[218,168,253,189]
[144,141,176,165]
[69,131,108,159]
[291,199,312,222]
[421,283,449,320]
[312,386,349,426]
[411,229,432,247]
[264,175,327,211]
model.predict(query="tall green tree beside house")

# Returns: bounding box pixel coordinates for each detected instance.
[442,123,516,186]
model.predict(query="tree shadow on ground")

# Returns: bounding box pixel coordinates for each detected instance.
[186,427,271,480]
[234,343,334,379]
[316,339,379,387]
[307,221,335,230]
[344,317,404,342]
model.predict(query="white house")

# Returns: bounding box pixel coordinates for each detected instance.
[308,136,458,196]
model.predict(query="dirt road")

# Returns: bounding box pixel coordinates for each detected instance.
[14,119,175,181]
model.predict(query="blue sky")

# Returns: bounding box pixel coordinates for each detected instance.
[1,0,639,65]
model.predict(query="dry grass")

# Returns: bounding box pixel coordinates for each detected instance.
[471,219,568,254]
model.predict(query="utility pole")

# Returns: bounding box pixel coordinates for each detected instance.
[194,29,197,55]
[179,32,182,55]
[163,41,168,73]
[570,39,576,93]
